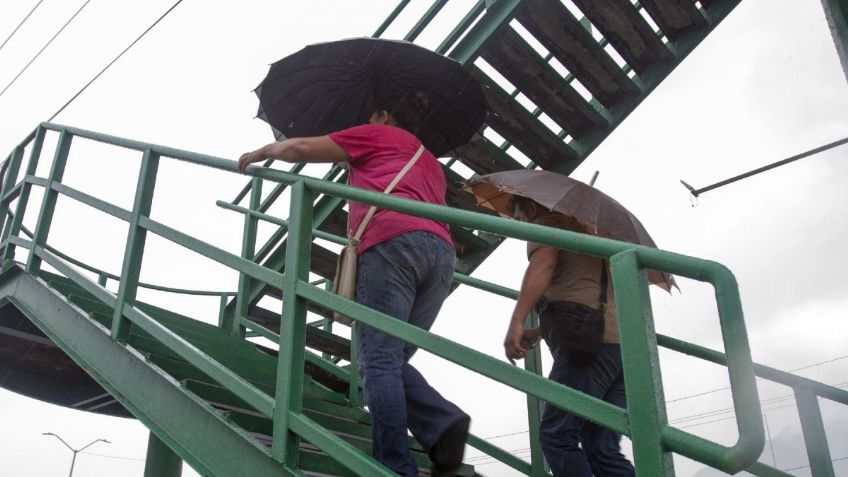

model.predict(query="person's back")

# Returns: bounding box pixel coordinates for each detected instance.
[527,214,619,346]
[329,123,452,254]
[505,199,635,477]
[239,90,470,477]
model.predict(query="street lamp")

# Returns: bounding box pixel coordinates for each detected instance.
[42,432,110,477]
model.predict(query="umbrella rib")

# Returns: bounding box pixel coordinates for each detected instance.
[271,81,372,136]
[257,79,368,119]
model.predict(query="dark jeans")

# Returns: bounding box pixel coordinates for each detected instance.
[355,231,468,476]
[540,344,635,477]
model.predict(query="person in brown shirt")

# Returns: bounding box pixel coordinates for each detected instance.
[504,196,635,477]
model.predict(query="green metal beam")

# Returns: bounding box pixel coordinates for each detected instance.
[26,130,71,274]
[448,0,525,65]
[271,181,311,465]
[794,385,835,477]
[298,282,629,434]
[0,267,290,477]
[611,250,673,476]
[112,149,160,341]
[549,0,744,173]
[373,0,412,37]
[233,178,262,336]
[144,432,183,477]
[0,127,42,266]
[403,0,448,41]
[821,0,848,81]
[436,0,485,54]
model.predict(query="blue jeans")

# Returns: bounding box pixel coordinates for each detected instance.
[540,344,635,477]
[355,231,468,476]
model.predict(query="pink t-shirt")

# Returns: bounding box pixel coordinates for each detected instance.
[328,124,453,254]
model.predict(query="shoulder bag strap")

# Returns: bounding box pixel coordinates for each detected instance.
[350,144,426,245]
[598,260,609,313]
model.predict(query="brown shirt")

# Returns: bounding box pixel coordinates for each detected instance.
[527,214,619,343]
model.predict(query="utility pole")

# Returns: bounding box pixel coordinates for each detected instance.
[43,432,110,477]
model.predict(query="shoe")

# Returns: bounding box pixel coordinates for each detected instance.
[429,414,471,476]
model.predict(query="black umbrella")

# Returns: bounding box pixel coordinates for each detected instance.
[255,37,487,157]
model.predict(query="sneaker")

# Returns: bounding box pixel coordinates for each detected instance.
[429,414,471,476]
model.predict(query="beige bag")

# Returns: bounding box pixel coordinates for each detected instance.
[332,145,426,325]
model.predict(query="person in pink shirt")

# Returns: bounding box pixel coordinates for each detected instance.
[239,91,469,477]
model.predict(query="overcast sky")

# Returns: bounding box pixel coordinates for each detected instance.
[0,1,846,476]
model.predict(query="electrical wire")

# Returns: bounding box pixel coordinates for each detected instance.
[665,352,848,404]
[475,354,848,455]
[0,0,45,54]
[0,0,93,98]
[80,451,145,462]
[48,0,185,121]
[782,455,848,472]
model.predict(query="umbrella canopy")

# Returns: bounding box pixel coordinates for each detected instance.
[255,37,487,157]
[464,169,676,292]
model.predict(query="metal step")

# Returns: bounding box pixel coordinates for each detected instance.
[639,0,707,41]
[514,0,639,107]
[481,27,609,138]
[473,66,578,169]
[571,0,674,74]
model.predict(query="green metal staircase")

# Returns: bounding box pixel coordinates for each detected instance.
[0,266,477,476]
[1,2,846,477]
[223,0,746,333]
[1,122,845,477]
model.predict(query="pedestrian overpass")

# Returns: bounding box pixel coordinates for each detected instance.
[1,1,845,476]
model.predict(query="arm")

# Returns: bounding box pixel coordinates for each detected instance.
[238,136,350,172]
[504,246,559,361]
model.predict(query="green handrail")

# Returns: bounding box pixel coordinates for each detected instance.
[1,122,787,476]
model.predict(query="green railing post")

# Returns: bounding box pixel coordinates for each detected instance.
[322,281,334,360]
[794,385,835,477]
[610,250,674,477]
[271,180,312,465]
[111,149,160,341]
[217,294,228,328]
[26,130,72,275]
[2,128,45,268]
[0,146,24,236]
[231,177,261,336]
[523,310,547,477]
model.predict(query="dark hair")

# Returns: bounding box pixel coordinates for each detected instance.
[370,90,429,134]
[512,195,540,213]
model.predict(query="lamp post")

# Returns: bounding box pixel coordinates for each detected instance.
[42,432,110,477]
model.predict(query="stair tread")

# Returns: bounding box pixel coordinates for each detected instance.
[639,0,707,41]
[515,0,639,107]
[482,27,608,139]
[472,68,578,170]
[571,0,673,75]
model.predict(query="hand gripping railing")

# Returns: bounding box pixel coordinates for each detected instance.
[0,123,767,477]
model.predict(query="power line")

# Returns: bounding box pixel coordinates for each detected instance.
[80,451,145,462]
[0,0,93,98]
[476,353,848,442]
[0,0,45,54]
[47,0,184,122]
[666,352,848,404]
[668,381,848,426]
[782,455,848,473]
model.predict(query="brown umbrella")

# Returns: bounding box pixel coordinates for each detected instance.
[464,169,676,292]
